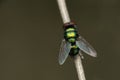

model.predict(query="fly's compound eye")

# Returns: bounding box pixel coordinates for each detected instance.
[63,22,76,29]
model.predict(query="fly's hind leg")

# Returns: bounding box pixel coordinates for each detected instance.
[79,50,84,59]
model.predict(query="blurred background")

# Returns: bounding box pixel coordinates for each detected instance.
[0,0,120,80]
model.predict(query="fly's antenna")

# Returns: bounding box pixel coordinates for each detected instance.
[57,0,86,80]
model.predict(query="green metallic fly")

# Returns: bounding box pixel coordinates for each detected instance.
[58,22,97,65]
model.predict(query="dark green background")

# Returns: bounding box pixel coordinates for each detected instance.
[0,0,120,80]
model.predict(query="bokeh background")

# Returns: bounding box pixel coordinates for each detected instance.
[0,0,120,80]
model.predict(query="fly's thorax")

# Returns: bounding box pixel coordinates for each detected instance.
[68,38,75,43]
[64,28,78,43]
[63,22,79,43]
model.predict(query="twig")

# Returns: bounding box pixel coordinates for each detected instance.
[57,0,86,80]
[57,0,70,23]
[73,55,86,80]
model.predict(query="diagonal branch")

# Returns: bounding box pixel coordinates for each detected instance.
[57,0,86,80]
[73,54,86,80]
[57,0,70,23]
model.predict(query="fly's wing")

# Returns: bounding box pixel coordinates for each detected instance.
[76,36,97,57]
[58,39,71,65]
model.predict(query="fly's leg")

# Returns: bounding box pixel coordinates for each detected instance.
[79,51,84,59]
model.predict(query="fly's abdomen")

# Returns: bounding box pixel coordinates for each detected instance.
[69,45,79,56]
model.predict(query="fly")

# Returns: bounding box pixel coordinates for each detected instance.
[58,22,97,65]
